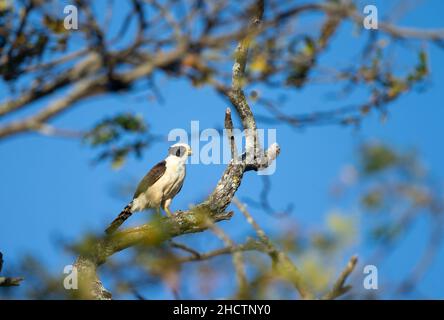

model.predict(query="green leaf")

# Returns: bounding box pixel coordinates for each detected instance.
[361,144,398,174]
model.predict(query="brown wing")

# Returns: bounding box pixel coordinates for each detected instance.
[133,160,166,199]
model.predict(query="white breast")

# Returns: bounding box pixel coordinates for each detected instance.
[133,155,186,211]
[161,156,186,199]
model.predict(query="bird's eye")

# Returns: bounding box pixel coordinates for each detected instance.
[176,146,186,157]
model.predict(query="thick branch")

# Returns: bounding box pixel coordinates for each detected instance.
[74,209,233,299]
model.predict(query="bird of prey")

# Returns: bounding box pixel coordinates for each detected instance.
[105,143,192,234]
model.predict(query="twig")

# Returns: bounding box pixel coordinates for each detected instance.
[0,252,24,287]
[175,239,266,264]
[170,241,201,258]
[322,255,358,300]
[233,197,271,245]
[232,197,314,299]
[0,277,24,287]
[224,108,238,160]
[204,216,249,298]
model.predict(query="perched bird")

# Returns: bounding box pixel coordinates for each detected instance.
[105,143,192,235]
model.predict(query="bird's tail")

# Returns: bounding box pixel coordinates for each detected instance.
[105,202,133,235]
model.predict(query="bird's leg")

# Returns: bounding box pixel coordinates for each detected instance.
[165,207,173,217]
[163,199,173,217]
[155,207,161,217]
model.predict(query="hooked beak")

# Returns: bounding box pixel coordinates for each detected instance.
[188,148,193,156]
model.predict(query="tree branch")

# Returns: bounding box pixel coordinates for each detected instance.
[0,252,24,288]
[0,46,188,139]
[173,239,266,264]
[73,0,280,299]
[233,197,314,299]
[205,216,248,298]
[0,277,24,287]
[322,255,358,300]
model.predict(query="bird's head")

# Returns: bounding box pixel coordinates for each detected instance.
[168,143,192,158]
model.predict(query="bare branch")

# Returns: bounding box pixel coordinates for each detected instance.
[205,216,248,298]
[232,197,314,299]
[0,46,188,139]
[170,241,201,258]
[174,239,266,264]
[224,107,238,160]
[323,255,358,300]
[0,277,24,287]
[0,252,24,288]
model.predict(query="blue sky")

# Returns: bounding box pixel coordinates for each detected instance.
[1,0,443,299]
